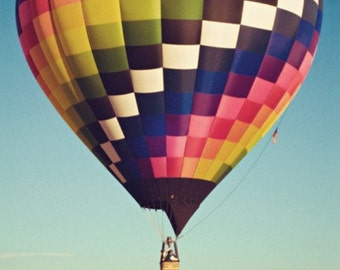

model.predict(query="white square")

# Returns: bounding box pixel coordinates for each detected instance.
[99,117,125,140]
[109,164,127,183]
[109,93,139,117]
[100,141,121,163]
[163,44,200,69]
[241,1,277,30]
[201,20,240,49]
[278,0,304,17]
[130,68,164,93]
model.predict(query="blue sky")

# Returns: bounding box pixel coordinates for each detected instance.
[1,1,339,270]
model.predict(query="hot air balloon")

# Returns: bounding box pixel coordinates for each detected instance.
[16,0,322,266]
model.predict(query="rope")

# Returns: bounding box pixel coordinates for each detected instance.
[178,132,274,239]
[143,209,164,241]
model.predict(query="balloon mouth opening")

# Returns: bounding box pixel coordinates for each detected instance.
[123,178,216,235]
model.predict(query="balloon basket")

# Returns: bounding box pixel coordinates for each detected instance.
[160,261,180,270]
[160,237,180,270]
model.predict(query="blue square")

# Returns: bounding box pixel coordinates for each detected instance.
[231,50,263,76]
[267,33,294,61]
[195,70,228,94]
[141,114,166,136]
[165,91,193,114]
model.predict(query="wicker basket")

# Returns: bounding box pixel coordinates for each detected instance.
[160,261,180,270]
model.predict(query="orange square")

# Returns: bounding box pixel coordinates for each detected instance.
[201,138,224,159]
[226,121,248,143]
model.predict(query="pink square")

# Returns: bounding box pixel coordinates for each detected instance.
[25,53,39,77]
[19,1,33,27]
[264,85,286,110]
[188,115,214,137]
[31,0,51,17]
[299,52,313,78]
[150,157,167,178]
[248,78,274,104]
[216,95,245,119]
[21,23,39,52]
[276,63,298,90]
[286,72,303,96]
[166,136,186,157]
[167,157,183,177]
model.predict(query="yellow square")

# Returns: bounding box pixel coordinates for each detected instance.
[83,0,122,25]
[33,13,55,41]
[120,0,161,21]
[59,27,92,55]
[238,124,259,147]
[30,45,48,71]
[205,160,223,181]
[66,51,97,77]
[245,131,262,152]
[49,58,74,85]
[39,67,73,109]
[65,106,86,131]
[40,37,62,64]
[225,144,246,168]
[193,159,213,179]
[216,141,235,161]
[53,3,85,31]
[39,66,61,93]
[47,94,64,116]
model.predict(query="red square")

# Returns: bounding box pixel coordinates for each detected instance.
[210,118,234,139]
[184,137,206,158]
[236,100,262,124]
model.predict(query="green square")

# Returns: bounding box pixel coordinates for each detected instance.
[76,74,107,99]
[65,106,86,131]
[123,20,161,46]
[57,82,82,107]
[73,101,97,125]
[93,47,129,73]
[78,126,100,151]
[162,0,204,19]
[212,163,232,184]
[120,0,161,21]
[87,23,125,49]
[231,149,247,168]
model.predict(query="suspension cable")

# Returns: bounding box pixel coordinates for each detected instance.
[178,131,275,239]
[143,209,164,241]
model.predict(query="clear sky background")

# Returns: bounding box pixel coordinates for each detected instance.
[1,1,339,270]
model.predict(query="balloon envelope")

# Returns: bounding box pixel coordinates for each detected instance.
[16,0,322,235]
